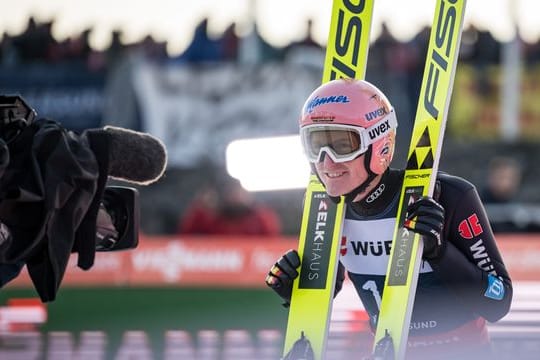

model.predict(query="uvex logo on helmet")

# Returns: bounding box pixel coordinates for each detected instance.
[305,95,350,114]
[365,106,388,121]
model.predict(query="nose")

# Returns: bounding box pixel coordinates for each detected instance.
[319,150,336,165]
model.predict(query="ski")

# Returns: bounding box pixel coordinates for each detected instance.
[373,1,467,359]
[282,1,375,359]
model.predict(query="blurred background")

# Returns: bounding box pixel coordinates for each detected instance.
[0,0,539,359]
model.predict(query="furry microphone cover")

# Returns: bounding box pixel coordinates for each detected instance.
[102,126,167,185]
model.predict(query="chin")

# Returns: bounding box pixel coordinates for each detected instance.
[320,176,351,197]
[324,186,344,198]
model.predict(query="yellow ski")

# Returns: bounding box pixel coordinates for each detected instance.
[373,1,467,359]
[283,1,374,359]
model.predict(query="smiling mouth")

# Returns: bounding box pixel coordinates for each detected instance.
[325,171,346,179]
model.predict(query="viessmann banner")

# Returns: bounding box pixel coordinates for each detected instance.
[7,234,540,288]
[8,236,294,287]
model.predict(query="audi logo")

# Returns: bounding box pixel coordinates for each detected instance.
[366,183,385,203]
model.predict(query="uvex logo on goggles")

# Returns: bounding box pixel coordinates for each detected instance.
[301,109,397,163]
[305,95,350,114]
[368,118,392,140]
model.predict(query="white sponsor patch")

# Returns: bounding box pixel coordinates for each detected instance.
[341,217,432,275]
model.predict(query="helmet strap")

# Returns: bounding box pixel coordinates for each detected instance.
[344,146,377,203]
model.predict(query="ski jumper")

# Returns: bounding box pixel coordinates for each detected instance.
[339,168,513,359]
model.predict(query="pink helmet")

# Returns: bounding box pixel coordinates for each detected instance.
[299,79,397,174]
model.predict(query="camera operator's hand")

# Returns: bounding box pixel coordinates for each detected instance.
[265,249,301,306]
[404,196,445,260]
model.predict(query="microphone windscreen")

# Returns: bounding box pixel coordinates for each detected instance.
[101,126,167,185]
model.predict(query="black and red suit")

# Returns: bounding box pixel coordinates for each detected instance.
[338,168,512,359]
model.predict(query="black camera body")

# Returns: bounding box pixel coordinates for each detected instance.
[0,94,166,301]
[97,185,139,251]
[0,95,139,254]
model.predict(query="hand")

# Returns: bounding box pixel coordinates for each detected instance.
[265,249,301,306]
[404,196,445,260]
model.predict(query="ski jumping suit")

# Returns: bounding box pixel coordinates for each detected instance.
[338,168,513,359]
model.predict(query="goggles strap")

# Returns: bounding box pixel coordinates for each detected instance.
[362,110,398,147]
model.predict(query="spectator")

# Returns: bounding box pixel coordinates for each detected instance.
[11,18,57,63]
[481,156,522,204]
[479,156,539,232]
[174,18,222,63]
[178,174,282,236]
[284,19,324,67]
[220,23,240,61]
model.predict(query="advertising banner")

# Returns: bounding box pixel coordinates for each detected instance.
[7,234,540,288]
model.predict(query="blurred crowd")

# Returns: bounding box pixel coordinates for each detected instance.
[1,16,540,236]
[0,18,167,72]
[3,17,540,70]
[480,156,540,233]
[177,170,282,236]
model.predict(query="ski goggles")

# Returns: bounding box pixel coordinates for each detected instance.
[300,109,397,163]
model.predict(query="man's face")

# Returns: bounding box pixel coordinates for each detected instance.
[314,153,368,197]
[489,165,521,199]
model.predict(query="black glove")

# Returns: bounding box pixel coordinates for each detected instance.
[404,196,445,260]
[265,249,301,306]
